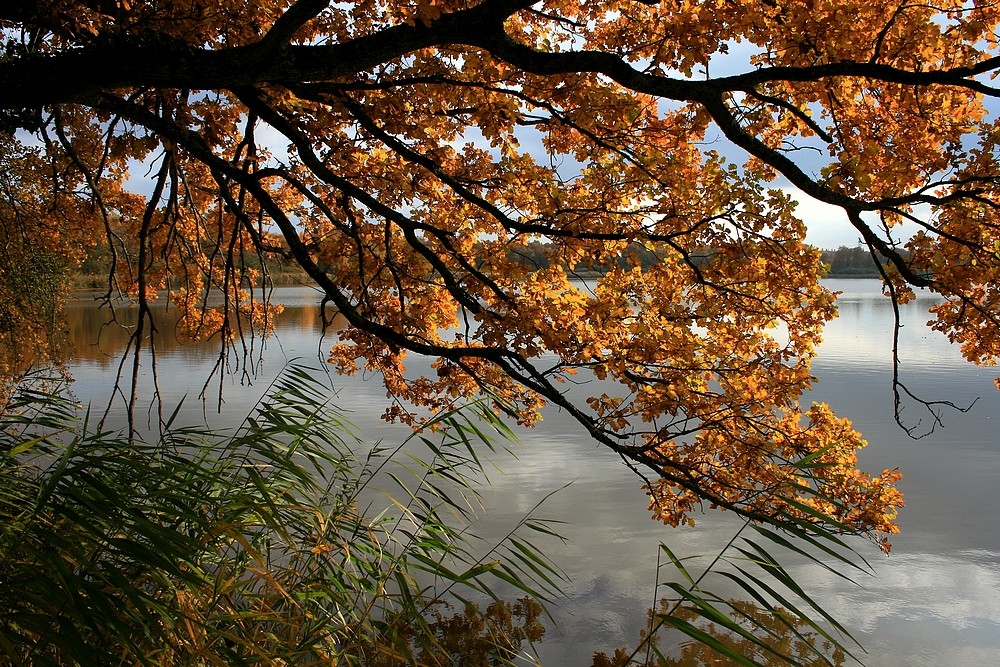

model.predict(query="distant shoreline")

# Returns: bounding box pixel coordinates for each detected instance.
[70,272,883,298]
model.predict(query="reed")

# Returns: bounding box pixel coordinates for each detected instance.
[0,365,562,665]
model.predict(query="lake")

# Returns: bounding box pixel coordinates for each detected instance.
[60,279,1000,666]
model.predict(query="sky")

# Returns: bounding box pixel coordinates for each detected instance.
[792,189,866,249]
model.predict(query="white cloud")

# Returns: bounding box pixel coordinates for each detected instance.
[784,187,930,250]
[789,189,859,249]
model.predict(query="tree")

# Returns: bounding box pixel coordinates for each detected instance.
[8,0,1000,549]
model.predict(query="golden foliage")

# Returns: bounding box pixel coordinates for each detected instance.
[6,0,1000,545]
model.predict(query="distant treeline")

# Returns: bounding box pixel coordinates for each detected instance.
[507,241,897,279]
[70,237,895,288]
[506,241,663,275]
[820,245,899,278]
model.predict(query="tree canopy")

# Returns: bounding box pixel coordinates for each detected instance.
[6,0,1000,548]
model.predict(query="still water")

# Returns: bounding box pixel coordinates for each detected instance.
[61,279,1000,666]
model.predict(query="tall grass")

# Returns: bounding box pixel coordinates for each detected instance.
[592,486,876,665]
[0,363,877,666]
[0,365,563,665]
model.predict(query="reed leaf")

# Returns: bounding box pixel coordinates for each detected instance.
[0,365,562,665]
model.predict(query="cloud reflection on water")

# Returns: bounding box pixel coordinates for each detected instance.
[60,280,1000,666]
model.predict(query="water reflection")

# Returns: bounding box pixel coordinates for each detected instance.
[64,289,339,365]
[795,550,1000,665]
[818,279,967,371]
[56,280,1000,666]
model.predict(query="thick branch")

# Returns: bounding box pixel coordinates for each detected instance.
[0,0,530,109]
[6,0,999,113]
